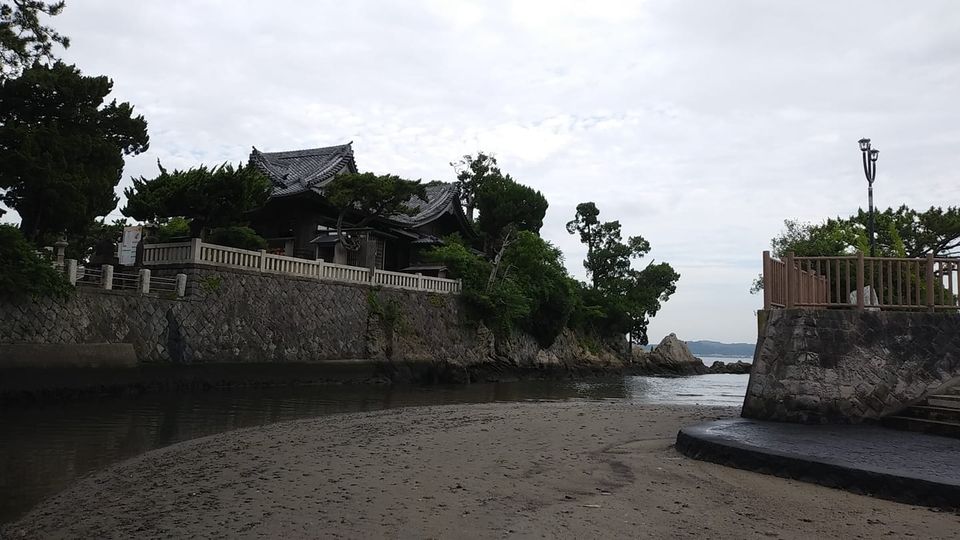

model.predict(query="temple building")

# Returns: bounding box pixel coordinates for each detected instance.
[248,143,476,276]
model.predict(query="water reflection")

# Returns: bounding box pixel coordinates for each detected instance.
[0,374,745,523]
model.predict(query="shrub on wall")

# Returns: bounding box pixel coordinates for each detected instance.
[0,225,72,300]
[206,226,268,251]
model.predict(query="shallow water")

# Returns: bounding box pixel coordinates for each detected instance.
[0,372,748,523]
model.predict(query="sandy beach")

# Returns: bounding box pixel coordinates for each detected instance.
[4,402,959,539]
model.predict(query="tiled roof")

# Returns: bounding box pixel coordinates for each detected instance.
[251,144,471,234]
[249,143,357,197]
[390,182,459,227]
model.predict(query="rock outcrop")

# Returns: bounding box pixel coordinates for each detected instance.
[645,334,709,375]
[707,360,752,374]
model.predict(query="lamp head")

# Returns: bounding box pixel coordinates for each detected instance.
[869,149,879,162]
[858,138,871,152]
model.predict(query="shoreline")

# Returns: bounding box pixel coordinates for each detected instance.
[4,402,957,539]
[0,359,750,405]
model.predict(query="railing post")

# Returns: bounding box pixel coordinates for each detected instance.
[856,252,865,310]
[259,249,266,271]
[101,264,114,290]
[456,278,462,294]
[65,259,78,285]
[926,253,936,312]
[762,251,771,310]
[175,273,187,297]
[190,238,202,263]
[139,268,151,294]
[415,272,423,290]
[785,252,795,309]
[317,258,325,279]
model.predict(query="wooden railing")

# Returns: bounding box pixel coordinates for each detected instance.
[763,251,960,311]
[142,239,462,294]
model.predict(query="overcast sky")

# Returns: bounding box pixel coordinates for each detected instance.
[5,0,960,344]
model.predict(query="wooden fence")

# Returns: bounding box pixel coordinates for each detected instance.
[763,251,960,311]
[142,239,461,294]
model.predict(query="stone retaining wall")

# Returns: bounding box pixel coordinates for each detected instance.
[742,309,960,423]
[0,267,627,392]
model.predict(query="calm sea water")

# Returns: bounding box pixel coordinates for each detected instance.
[0,368,749,523]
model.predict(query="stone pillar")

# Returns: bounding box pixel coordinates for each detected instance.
[175,273,187,297]
[317,258,326,280]
[259,249,267,271]
[139,268,151,294]
[416,273,423,290]
[65,259,78,285]
[54,237,68,268]
[101,264,114,290]
[190,238,202,263]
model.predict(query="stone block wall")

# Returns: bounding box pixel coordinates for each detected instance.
[742,309,960,423]
[0,266,626,380]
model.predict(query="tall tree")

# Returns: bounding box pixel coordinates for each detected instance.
[0,62,148,240]
[452,152,501,224]
[474,173,547,255]
[1,0,70,80]
[123,162,271,238]
[323,172,427,250]
[567,201,678,345]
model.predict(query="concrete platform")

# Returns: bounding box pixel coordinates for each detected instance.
[676,418,960,508]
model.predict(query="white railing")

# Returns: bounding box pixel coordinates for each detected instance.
[142,239,462,294]
[64,260,187,297]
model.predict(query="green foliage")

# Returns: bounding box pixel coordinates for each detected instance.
[474,173,548,254]
[0,62,149,240]
[428,233,576,346]
[325,172,427,224]
[0,224,71,300]
[566,202,679,345]
[206,226,267,251]
[367,290,407,339]
[754,206,960,294]
[452,152,501,223]
[122,162,271,237]
[198,275,223,294]
[1,1,70,80]
[154,217,191,243]
[566,202,651,290]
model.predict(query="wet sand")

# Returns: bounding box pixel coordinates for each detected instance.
[4,402,959,539]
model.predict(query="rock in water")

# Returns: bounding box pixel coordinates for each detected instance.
[708,360,752,374]
[648,333,708,375]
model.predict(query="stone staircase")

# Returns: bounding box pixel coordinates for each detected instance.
[883,384,960,439]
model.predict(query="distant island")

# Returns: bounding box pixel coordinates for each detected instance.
[646,339,755,358]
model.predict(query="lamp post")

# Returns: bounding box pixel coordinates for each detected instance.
[858,138,879,257]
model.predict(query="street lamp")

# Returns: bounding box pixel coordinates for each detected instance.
[858,138,879,257]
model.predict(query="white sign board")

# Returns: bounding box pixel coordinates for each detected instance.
[118,226,143,266]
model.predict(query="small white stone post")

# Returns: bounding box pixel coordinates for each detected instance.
[415,273,423,290]
[101,264,114,290]
[54,237,68,268]
[175,273,187,297]
[139,268,151,294]
[456,278,462,294]
[317,258,325,280]
[190,238,202,263]
[65,259,78,285]
[258,249,267,271]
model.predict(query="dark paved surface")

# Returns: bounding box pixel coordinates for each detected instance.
[677,418,960,508]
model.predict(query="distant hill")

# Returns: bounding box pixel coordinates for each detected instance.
[645,339,755,357]
[684,340,755,357]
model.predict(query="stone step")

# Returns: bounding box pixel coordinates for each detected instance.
[882,415,960,440]
[901,405,960,423]
[926,394,960,410]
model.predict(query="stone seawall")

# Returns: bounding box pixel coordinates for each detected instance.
[0,266,628,395]
[743,309,960,423]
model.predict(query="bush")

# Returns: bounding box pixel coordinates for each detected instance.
[0,225,72,300]
[206,226,268,251]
